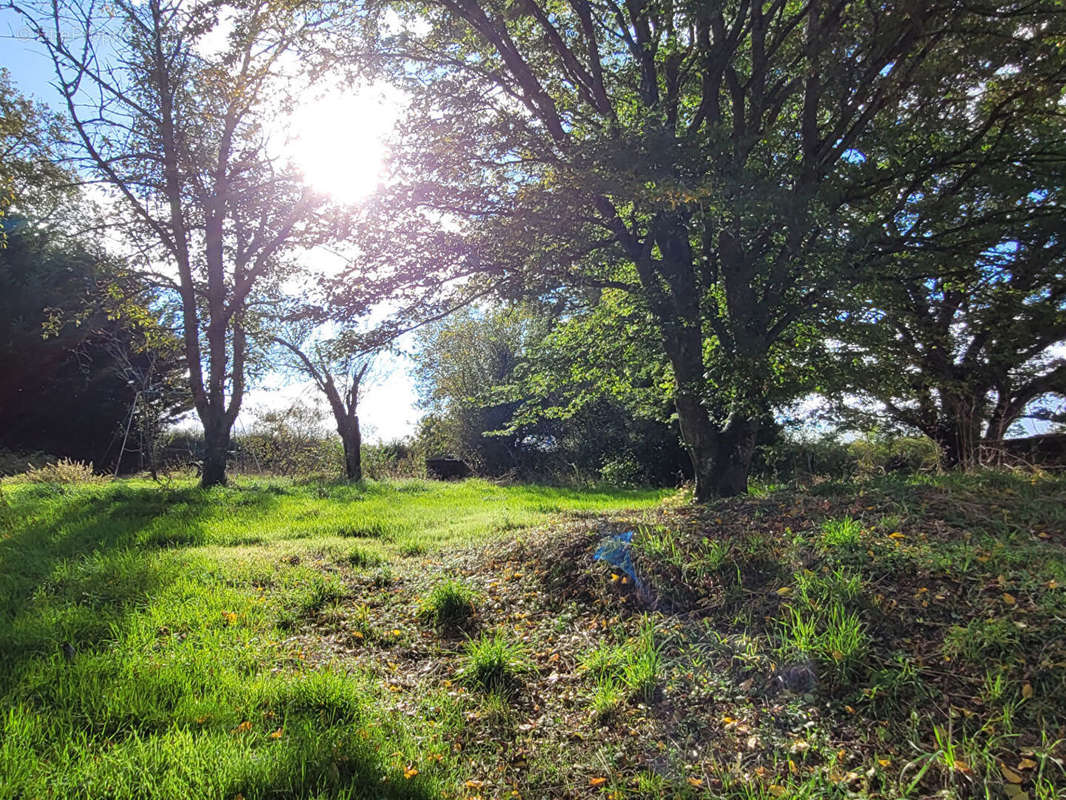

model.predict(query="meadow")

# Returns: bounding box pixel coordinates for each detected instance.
[0,473,1063,799]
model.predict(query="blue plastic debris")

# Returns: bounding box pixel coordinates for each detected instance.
[593,530,644,592]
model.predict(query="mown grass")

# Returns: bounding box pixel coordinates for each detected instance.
[0,477,666,799]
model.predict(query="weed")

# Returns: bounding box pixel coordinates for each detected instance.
[22,458,107,485]
[591,676,626,721]
[779,600,868,683]
[459,630,531,695]
[820,516,862,549]
[942,617,1019,663]
[621,619,661,703]
[419,578,478,628]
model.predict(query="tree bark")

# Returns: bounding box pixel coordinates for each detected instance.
[712,415,759,497]
[201,411,231,487]
[339,415,362,482]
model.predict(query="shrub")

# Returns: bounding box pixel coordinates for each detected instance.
[459,630,531,694]
[21,458,107,485]
[419,579,478,628]
[0,449,59,477]
[850,434,941,475]
[599,455,644,487]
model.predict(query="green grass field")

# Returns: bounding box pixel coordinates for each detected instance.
[0,473,1064,799]
[0,478,667,799]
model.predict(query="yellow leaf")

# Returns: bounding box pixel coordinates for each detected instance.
[1003,593,1017,606]
[1001,764,1024,784]
[768,786,787,798]
[1022,682,1033,699]
[235,720,252,734]
[687,777,703,787]
[268,727,283,739]
[589,777,607,787]
[878,758,891,767]
[464,780,484,789]
[1018,758,1037,770]
[776,586,792,596]
[403,766,419,780]
[889,532,905,540]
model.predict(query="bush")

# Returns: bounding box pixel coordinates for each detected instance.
[849,434,940,475]
[21,458,107,485]
[599,455,644,487]
[0,449,58,477]
[362,440,426,480]
[236,403,340,476]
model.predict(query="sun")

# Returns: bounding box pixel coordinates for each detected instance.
[289,84,401,205]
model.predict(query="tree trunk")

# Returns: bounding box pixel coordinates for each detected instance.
[711,415,759,497]
[936,394,982,470]
[675,392,720,502]
[339,416,362,482]
[201,412,230,487]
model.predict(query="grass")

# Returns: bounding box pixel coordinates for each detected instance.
[419,578,478,628]
[0,476,665,799]
[1,470,1065,799]
[458,630,531,694]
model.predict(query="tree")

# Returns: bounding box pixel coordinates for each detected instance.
[364,0,1065,498]
[12,0,342,485]
[831,187,1066,467]
[412,302,690,482]
[0,215,188,468]
[0,68,70,226]
[273,330,375,481]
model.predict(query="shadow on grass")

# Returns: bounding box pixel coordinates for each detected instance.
[0,482,282,684]
[0,482,439,799]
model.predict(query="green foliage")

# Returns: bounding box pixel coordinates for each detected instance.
[239,403,341,477]
[819,517,863,550]
[0,220,188,470]
[942,618,1021,664]
[458,631,531,695]
[581,619,662,706]
[419,579,477,628]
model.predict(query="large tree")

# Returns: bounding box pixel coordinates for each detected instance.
[0,216,188,469]
[363,0,1065,498]
[12,0,342,485]
[831,189,1066,467]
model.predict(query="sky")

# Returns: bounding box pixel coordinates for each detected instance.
[2,8,424,443]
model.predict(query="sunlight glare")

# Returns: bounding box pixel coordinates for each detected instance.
[290,85,401,204]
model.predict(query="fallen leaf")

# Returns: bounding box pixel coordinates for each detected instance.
[687,777,703,787]
[268,728,283,739]
[1022,682,1033,699]
[768,785,787,797]
[776,586,792,596]
[464,779,484,789]
[889,532,905,540]
[404,766,419,780]
[1017,758,1037,770]
[1001,763,1024,784]
[1003,593,1017,606]
[589,777,607,787]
